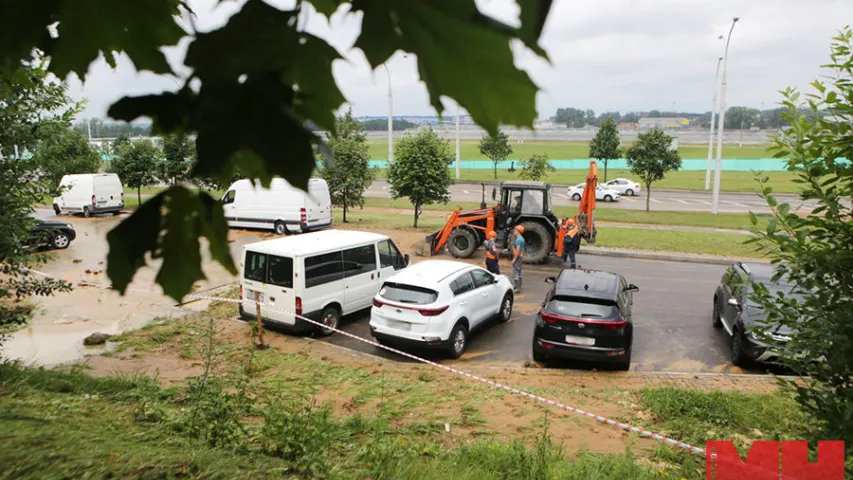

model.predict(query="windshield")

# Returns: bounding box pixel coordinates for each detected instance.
[380,282,438,305]
[746,282,803,308]
[546,296,620,320]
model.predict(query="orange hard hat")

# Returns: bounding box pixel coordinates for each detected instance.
[515,225,525,233]
[566,218,576,226]
[488,230,497,239]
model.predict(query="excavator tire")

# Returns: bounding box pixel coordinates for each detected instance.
[520,221,551,264]
[447,227,479,259]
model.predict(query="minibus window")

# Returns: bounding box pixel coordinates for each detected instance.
[268,255,293,288]
[244,251,268,282]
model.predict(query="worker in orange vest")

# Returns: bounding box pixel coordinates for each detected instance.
[484,230,500,274]
[562,218,581,268]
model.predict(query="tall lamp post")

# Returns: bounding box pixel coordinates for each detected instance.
[711,17,739,215]
[705,46,723,190]
[455,103,461,179]
[382,53,408,164]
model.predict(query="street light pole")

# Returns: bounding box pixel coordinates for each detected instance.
[382,53,408,165]
[711,17,739,215]
[705,54,723,190]
[455,103,461,180]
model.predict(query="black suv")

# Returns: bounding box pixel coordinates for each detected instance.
[712,262,799,366]
[28,219,76,250]
[532,268,639,370]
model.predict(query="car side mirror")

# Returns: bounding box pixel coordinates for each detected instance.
[727,297,741,307]
[624,284,639,293]
[545,276,556,284]
[403,254,410,266]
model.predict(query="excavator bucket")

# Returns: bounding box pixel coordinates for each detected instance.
[413,231,439,257]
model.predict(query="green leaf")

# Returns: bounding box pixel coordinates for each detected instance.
[107,91,196,133]
[748,211,758,226]
[50,0,184,79]
[767,195,778,207]
[290,34,347,131]
[351,0,401,68]
[106,186,236,302]
[516,0,553,60]
[766,218,778,235]
[777,203,791,216]
[0,0,60,71]
[310,0,343,17]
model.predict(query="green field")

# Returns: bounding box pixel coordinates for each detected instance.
[367,139,774,161]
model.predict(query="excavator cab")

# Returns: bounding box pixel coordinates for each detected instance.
[492,182,559,253]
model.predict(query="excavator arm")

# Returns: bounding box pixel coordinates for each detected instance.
[555,161,598,257]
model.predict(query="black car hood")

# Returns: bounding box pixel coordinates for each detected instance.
[743,305,798,336]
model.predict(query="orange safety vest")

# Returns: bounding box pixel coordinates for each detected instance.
[485,240,497,260]
[567,225,580,239]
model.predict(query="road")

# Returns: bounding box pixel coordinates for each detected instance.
[366,179,814,214]
[14,210,778,375]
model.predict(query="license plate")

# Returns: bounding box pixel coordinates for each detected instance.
[249,292,264,304]
[565,335,595,346]
[389,320,411,331]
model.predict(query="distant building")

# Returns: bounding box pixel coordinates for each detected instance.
[638,117,690,129]
[619,122,638,129]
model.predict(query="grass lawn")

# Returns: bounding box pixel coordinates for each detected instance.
[370,168,800,193]
[336,210,762,258]
[366,139,774,161]
[362,197,766,231]
[0,294,805,479]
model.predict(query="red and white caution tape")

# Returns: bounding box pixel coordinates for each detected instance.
[12,265,711,457]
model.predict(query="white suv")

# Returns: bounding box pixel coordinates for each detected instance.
[602,178,642,196]
[369,260,515,359]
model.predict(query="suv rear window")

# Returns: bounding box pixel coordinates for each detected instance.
[546,295,620,320]
[379,282,438,305]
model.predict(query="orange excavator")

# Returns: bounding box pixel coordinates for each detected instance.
[418,162,599,264]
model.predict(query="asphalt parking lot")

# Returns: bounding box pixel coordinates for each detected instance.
[320,253,767,373]
[17,210,772,374]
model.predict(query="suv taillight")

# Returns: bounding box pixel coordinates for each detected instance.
[372,298,384,308]
[541,312,627,330]
[418,305,449,316]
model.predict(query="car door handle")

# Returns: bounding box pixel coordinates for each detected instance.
[481,293,488,297]
[460,301,467,306]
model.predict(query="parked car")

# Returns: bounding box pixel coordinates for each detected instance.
[601,178,642,196]
[369,259,515,359]
[221,177,332,234]
[239,229,409,335]
[712,262,800,366]
[53,173,124,217]
[531,268,638,370]
[566,183,621,202]
[29,219,76,250]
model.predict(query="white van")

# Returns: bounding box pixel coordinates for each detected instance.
[221,177,332,234]
[238,230,410,336]
[53,173,124,217]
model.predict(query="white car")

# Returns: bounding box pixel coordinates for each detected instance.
[602,178,642,196]
[368,260,515,359]
[566,183,621,202]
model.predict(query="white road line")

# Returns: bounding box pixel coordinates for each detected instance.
[556,193,569,199]
[675,199,691,205]
[699,200,712,206]
[728,202,750,208]
[462,190,470,194]
[620,196,634,202]
[649,198,663,204]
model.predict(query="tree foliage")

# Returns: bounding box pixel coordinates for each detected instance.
[0,62,75,350]
[0,0,554,302]
[748,28,853,468]
[478,130,513,179]
[518,153,554,181]
[159,133,194,186]
[625,128,681,212]
[361,118,417,131]
[73,119,151,138]
[554,107,588,128]
[0,58,80,154]
[589,117,622,182]
[388,129,453,228]
[34,126,102,188]
[111,140,159,204]
[724,106,761,130]
[320,109,373,222]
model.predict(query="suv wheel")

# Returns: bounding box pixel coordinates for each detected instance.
[730,328,748,367]
[625,189,634,196]
[572,193,581,201]
[447,323,468,359]
[499,292,513,323]
[712,298,722,328]
[604,195,613,202]
[615,350,631,371]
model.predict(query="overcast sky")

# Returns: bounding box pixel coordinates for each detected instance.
[66,0,853,121]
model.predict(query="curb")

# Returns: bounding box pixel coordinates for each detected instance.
[579,247,769,266]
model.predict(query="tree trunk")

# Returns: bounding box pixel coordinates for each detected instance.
[137,186,142,206]
[413,201,419,228]
[342,187,348,223]
[645,183,651,212]
[494,161,498,180]
[603,160,608,182]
